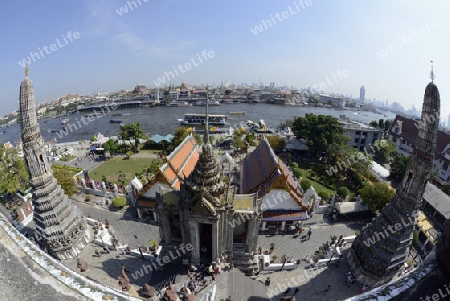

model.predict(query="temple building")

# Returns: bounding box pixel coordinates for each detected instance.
[132,135,200,222]
[348,71,440,287]
[19,67,90,260]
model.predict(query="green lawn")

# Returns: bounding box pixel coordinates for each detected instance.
[297,166,337,200]
[88,156,157,184]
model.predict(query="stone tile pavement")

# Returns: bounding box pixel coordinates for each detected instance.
[64,196,181,295]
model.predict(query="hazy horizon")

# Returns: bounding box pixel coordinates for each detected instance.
[1,0,449,118]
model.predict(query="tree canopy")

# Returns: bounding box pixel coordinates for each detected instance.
[102,139,118,157]
[53,167,78,196]
[112,195,126,208]
[120,122,148,153]
[292,114,346,156]
[172,126,202,148]
[0,146,29,194]
[372,140,396,164]
[358,182,396,213]
[266,135,286,151]
[390,153,409,183]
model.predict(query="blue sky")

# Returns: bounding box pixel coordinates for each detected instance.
[0,0,449,118]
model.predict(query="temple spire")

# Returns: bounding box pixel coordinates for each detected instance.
[25,64,29,78]
[204,85,209,145]
[430,60,435,82]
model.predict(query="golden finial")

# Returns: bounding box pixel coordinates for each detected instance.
[430,60,435,82]
[25,64,29,77]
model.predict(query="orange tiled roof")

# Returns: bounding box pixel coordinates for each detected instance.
[161,135,200,190]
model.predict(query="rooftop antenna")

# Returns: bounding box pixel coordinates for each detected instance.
[430,60,435,82]
[204,85,209,145]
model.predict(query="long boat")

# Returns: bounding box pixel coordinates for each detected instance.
[61,118,70,124]
[178,114,227,126]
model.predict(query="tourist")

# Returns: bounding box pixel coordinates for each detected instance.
[138,246,144,259]
[282,287,292,296]
[214,264,220,275]
[265,277,271,286]
[360,283,368,293]
[95,249,101,257]
[322,284,331,295]
[208,264,214,275]
[294,287,299,295]
[307,228,312,239]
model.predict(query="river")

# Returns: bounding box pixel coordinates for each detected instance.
[0,104,395,144]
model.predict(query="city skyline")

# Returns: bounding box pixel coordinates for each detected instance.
[1,0,449,116]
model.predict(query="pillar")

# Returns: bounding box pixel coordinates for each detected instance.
[212,222,219,262]
[189,221,200,264]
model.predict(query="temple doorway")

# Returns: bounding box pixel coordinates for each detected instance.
[199,223,213,263]
[169,214,182,243]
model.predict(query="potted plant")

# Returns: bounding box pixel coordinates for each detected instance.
[271,255,278,263]
[149,239,158,251]
[105,219,110,229]
[85,195,91,202]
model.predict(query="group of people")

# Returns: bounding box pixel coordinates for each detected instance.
[187,262,221,292]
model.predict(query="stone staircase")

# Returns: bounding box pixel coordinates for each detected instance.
[231,243,260,272]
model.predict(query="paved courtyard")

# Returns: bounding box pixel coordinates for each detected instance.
[214,213,373,301]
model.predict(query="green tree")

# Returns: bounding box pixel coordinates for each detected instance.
[300,179,311,191]
[292,114,346,156]
[378,119,384,130]
[369,120,379,128]
[336,186,350,198]
[117,171,126,186]
[442,184,450,196]
[112,195,126,208]
[120,122,148,153]
[324,143,371,191]
[293,168,303,179]
[358,182,395,213]
[232,127,247,150]
[53,167,78,196]
[266,135,286,151]
[102,139,118,157]
[390,153,409,182]
[372,140,396,164]
[171,126,202,148]
[0,147,29,194]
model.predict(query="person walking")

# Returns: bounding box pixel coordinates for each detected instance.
[322,284,331,296]
[282,287,292,296]
[307,228,312,240]
[294,287,299,295]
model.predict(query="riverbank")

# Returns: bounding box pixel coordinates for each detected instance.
[0,104,396,145]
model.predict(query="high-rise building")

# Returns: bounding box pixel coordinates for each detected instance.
[19,67,90,260]
[360,86,365,103]
[347,74,440,287]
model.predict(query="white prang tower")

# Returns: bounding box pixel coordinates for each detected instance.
[19,67,90,260]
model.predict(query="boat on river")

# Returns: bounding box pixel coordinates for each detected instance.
[110,119,122,123]
[178,114,227,126]
[61,118,69,124]
[166,101,191,107]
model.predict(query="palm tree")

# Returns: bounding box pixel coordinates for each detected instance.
[120,122,148,153]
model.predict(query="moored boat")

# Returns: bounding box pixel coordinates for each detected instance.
[110,119,122,123]
[61,118,69,124]
[179,113,227,126]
